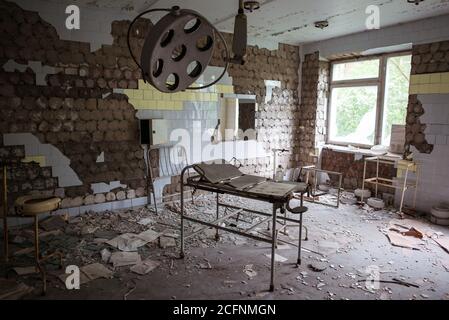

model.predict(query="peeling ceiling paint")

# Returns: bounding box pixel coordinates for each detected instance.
[31,0,449,45]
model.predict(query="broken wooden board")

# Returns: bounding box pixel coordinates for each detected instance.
[389,218,434,237]
[434,237,449,254]
[386,230,423,250]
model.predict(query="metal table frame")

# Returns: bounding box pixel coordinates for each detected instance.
[179,165,308,292]
[361,156,420,215]
[301,165,343,208]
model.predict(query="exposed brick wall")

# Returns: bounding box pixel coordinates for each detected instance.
[212,33,301,175]
[0,1,148,201]
[321,148,396,192]
[406,40,449,155]
[298,52,329,167]
[316,61,329,149]
[1,0,301,206]
[0,145,58,212]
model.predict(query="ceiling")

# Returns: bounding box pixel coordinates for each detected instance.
[39,0,449,45]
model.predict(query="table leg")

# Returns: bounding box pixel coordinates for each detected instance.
[297,193,304,265]
[361,160,367,203]
[34,215,47,295]
[215,193,220,241]
[298,213,303,265]
[2,165,9,262]
[270,204,277,292]
[180,178,185,259]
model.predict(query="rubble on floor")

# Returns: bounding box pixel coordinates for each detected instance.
[0,278,34,300]
[1,193,448,300]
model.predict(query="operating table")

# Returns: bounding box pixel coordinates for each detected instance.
[179,160,309,291]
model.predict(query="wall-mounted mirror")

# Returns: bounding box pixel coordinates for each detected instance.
[213,94,257,143]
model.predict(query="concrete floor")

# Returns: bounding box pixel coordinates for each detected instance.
[1,195,449,300]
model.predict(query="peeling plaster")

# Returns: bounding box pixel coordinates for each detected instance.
[3,133,83,188]
[2,60,57,86]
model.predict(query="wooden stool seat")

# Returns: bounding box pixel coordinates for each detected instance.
[15,196,61,216]
[11,195,63,295]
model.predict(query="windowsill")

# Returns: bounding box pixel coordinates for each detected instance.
[323,144,402,159]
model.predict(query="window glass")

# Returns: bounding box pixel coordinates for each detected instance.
[382,55,412,146]
[332,59,380,81]
[329,86,378,145]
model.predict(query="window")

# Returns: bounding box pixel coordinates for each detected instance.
[328,53,411,147]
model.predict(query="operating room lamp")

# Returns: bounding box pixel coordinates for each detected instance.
[127,1,260,93]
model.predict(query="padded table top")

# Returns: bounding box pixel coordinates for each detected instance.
[188,161,308,202]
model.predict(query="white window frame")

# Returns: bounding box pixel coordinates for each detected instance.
[327,51,411,148]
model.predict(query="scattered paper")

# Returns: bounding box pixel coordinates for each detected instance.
[81,263,113,280]
[130,260,161,275]
[58,263,113,287]
[106,231,160,252]
[264,253,288,263]
[137,218,153,226]
[13,266,37,276]
[163,229,180,239]
[137,229,162,243]
[159,236,176,249]
[110,252,141,267]
[277,244,291,250]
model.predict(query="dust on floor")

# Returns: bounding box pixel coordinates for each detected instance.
[1,194,449,300]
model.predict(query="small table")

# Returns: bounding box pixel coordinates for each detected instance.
[361,155,420,215]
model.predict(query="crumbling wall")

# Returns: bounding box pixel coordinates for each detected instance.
[211,33,301,175]
[406,40,449,154]
[321,148,396,191]
[298,52,329,167]
[0,0,148,208]
[1,0,301,209]
[402,40,449,212]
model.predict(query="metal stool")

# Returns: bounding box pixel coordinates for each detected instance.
[12,195,63,295]
[285,197,308,265]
